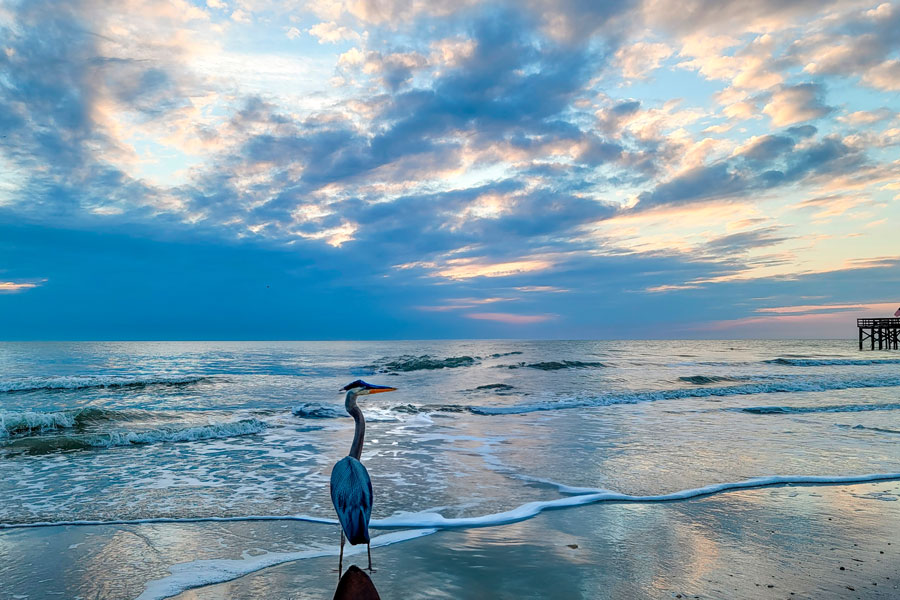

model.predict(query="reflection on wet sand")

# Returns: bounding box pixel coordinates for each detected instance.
[334,566,381,600]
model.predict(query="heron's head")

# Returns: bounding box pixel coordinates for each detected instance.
[341,379,398,397]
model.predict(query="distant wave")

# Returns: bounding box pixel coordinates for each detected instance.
[289,376,900,419]
[502,360,605,370]
[469,375,900,415]
[489,351,523,358]
[836,423,900,435]
[3,419,267,454]
[364,355,478,373]
[742,403,900,415]
[679,375,747,385]
[766,357,900,366]
[474,383,516,391]
[0,375,209,394]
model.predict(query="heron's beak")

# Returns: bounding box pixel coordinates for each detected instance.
[367,386,397,395]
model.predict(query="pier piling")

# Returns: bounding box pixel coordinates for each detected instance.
[858,318,900,350]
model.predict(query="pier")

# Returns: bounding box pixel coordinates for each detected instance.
[858,318,900,350]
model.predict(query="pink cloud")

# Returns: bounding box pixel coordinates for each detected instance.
[0,280,44,293]
[465,312,556,324]
[696,302,899,337]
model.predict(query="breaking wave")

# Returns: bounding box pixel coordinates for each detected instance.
[502,360,605,370]
[364,355,478,373]
[766,357,900,367]
[3,419,267,454]
[0,407,175,438]
[742,403,900,415]
[0,375,209,394]
[291,403,345,419]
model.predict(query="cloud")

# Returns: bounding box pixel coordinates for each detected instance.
[633,128,861,210]
[0,280,43,293]
[1,0,898,340]
[433,258,556,280]
[465,312,556,324]
[837,108,895,125]
[762,83,832,127]
[616,40,672,79]
[308,21,361,44]
[703,226,789,255]
[863,58,900,91]
[230,8,250,22]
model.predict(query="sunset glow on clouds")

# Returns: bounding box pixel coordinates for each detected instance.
[0,0,898,339]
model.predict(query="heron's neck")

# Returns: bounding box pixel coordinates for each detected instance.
[345,391,365,460]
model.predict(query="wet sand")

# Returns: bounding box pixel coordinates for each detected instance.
[2,480,898,599]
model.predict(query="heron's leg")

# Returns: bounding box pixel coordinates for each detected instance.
[338,531,345,579]
[367,541,374,572]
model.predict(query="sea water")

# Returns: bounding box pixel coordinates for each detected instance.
[0,340,898,598]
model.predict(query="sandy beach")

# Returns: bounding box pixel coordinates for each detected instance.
[3,480,898,599]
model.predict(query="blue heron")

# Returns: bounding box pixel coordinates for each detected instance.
[331,379,397,576]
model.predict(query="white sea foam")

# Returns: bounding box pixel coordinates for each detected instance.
[0,374,208,393]
[5,472,897,532]
[137,528,436,600]
[373,472,900,529]
[471,376,900,415]
[80,419,269,448]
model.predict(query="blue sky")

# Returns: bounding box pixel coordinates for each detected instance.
[1,0,898,340]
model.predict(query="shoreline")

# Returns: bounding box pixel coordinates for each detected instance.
[2,480,898,599]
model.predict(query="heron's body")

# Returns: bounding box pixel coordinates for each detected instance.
[330,456,372,545]
[329,380,397,577]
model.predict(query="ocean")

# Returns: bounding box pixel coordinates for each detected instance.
[1,340,898,599]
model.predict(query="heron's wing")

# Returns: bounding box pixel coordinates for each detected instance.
[330,456,373,545]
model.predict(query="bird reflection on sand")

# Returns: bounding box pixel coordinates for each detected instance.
[333,565,382,600]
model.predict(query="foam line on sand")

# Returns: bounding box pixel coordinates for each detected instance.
[371,472,900,529]
[3,472,898,533]
[136,528,436,600]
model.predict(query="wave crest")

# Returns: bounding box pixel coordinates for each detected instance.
[291,403,345,419]
[0,407,175,438]
[364,355,478,373]
[4,419,267,454]
[0,375,209,394]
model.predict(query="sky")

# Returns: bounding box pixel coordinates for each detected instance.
[0,0,898,340]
